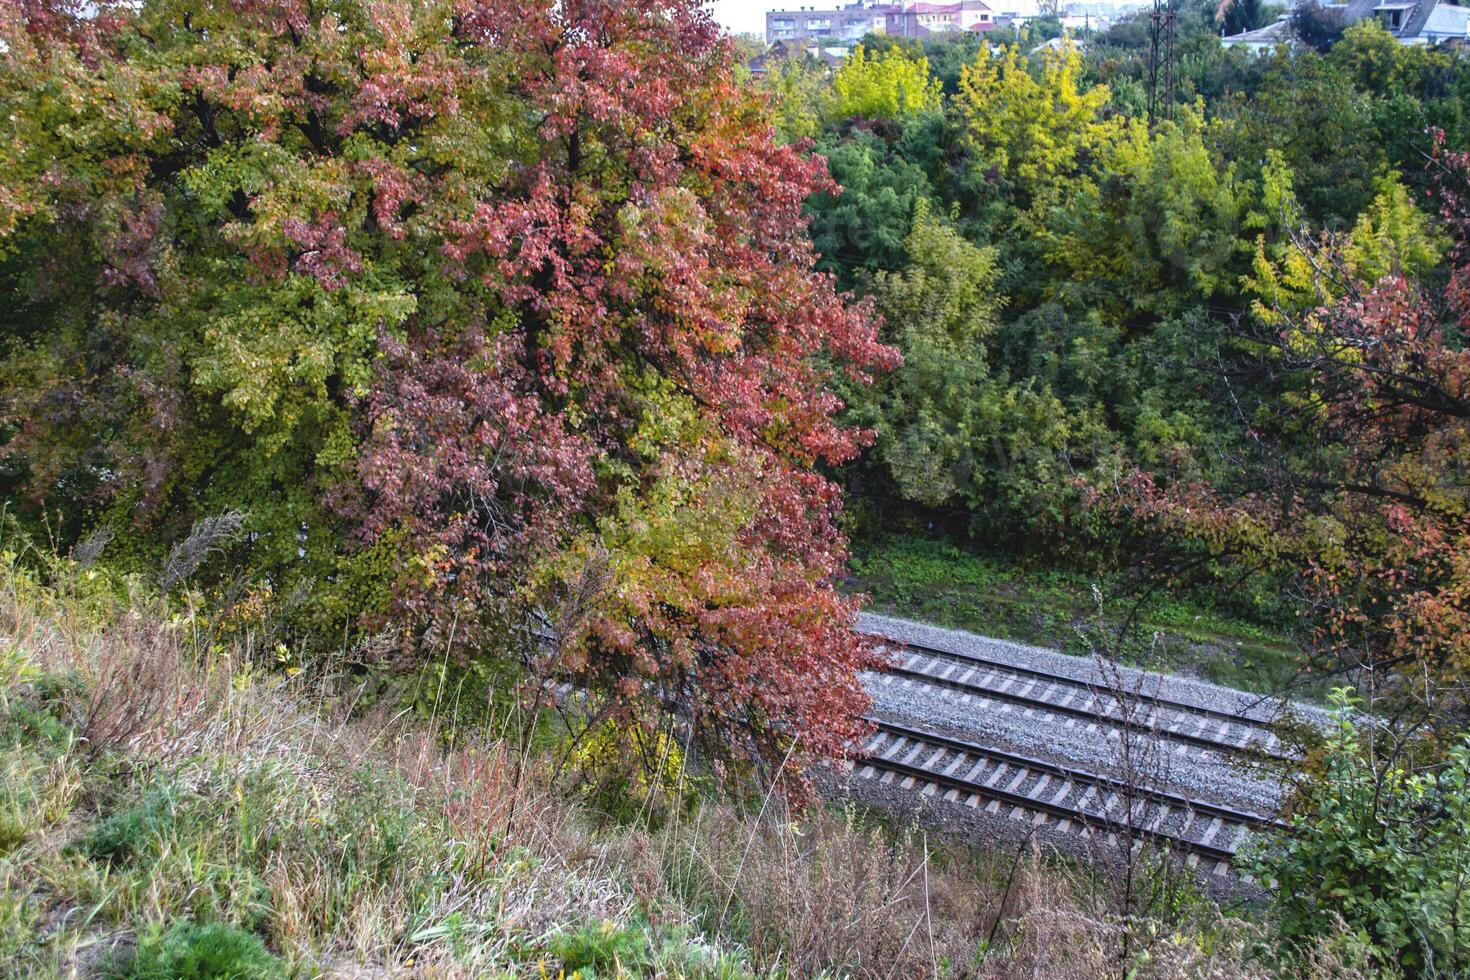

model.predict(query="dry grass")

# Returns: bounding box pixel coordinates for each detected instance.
[0,549,1387,979]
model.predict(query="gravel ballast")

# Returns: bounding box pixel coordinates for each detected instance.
[851,613,1318,843]
[819,763,1268,902]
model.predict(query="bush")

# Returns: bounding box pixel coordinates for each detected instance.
[1246,688,1470,974]
[111,922,283,980]
[545,920,655,977]
[566,719,694,823]
[82,789,180,866]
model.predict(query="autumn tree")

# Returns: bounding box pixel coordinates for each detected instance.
[830,44,942,122]
[0,0,896,798]
[1126,137,1470,736]
[1244,165,1448,324]
[958,42,1120,214]
[1044,106,1249,319]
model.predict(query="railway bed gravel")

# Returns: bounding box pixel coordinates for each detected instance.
[854,613,1314,854]
[864,665,1286,816]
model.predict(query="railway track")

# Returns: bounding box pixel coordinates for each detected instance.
[877,639,1293,763]
[860,718,1286,873]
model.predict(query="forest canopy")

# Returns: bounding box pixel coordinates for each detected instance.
[765,14,1470,769]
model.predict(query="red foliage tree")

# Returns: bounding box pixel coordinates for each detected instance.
[0,0,897,797]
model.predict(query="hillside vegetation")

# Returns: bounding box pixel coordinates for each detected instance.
[849,537,1302,696]
[1,548,1386,978]
[5,0,1470,975]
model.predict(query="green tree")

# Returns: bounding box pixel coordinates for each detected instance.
[1329,20,1419,92]
[919,32,988,94]
[757,47,832,142]
[854,205,1005,509]
[849,207,1117,547]
[1044,106,1248,317]
[1291,0,1347,51]
[1216,0,1270,37]
[1215,52,1383,220]
[807,130,934,284]
[1328,22,1470,173]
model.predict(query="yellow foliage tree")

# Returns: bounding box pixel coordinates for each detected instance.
[1042,105,1244,316]
[830,45,942,121]
[1244,168,1447,325]
[958,42,1120,210]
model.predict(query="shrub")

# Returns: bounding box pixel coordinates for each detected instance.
[545,920,655,977]
[111,921,283,980]
[1246,688,1470,974]
[566,719,694,822]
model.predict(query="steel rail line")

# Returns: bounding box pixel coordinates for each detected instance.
[861,718,1286,871]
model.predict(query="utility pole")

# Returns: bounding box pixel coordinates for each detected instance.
[1146,0,1176,128]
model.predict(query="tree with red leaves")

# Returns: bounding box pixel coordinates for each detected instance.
[0,0,896,797]
[1124,136,1470,737]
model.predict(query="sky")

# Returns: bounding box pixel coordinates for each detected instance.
[708,0,768,37]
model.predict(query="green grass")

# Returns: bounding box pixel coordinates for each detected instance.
[848,536,1320,700]
[108,921,284,979]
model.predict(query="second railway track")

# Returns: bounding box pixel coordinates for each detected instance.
[877,639,1293,763]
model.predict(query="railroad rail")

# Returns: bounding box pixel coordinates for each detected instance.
[860,718,1286,873]
[875,639,1293,763]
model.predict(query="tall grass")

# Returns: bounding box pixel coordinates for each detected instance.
[0,544,1381,978]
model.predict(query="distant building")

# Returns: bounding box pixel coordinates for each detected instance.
[745,39,856,77]
[1059,11,1110,32]
[1418,1,1470,44]
[1358,0,1468,43]
[1030,35,1088,54]
[764,1,997,45]
[1219,14,1295,52]
[986,0,1043,19]
[1220,0,1470,50]
[889,1,999,36]
[765,3,897,45]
